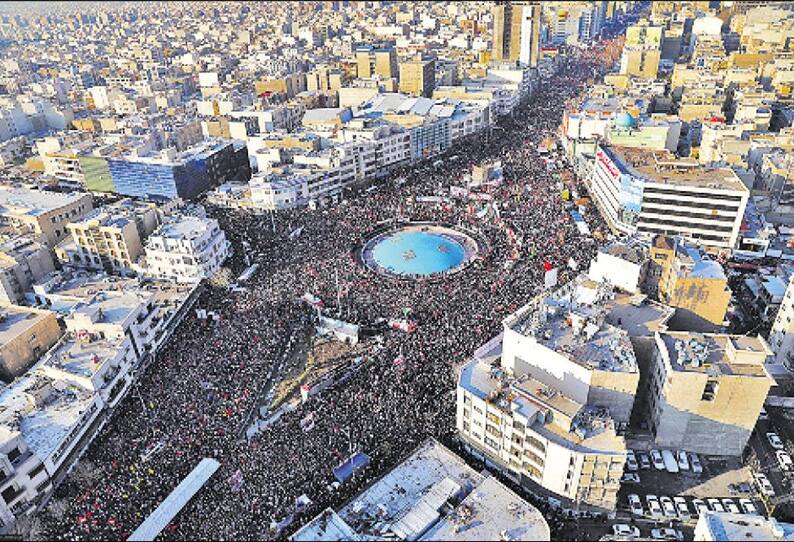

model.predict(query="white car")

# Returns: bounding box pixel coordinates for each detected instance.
[612,524,640,539]
[777,450,793,471]
[651,449,666,470]
[639,453,651,470]
[647,495,664,519]
[628,494,644,516]
[660,496,677,518]
[767,432,785,450]
[722,499,741,514]
[739,498,758,515]
[692,498,708,517]
[662,450,680,473]
[673,496,690,520]
[690,454,703,474]
[707,498,725,513]
[651,528,684,541]
[622,472,641,484]
[755,472,776,497]
[676,450,690,471]
[626,450,639,471]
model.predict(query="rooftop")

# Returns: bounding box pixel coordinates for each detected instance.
[292,439,549,542]
[659,331,772,377]
[39,334,124,382]
[0,186,89,218]
[701,512,794,541]
[151,215,216,241]
[605,145,747,191]
[0,305,56,346]
[505,278,638,373]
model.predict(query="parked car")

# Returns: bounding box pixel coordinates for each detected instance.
[690,454,703,474]
[662,450,680,473]
[626,450,639,472]
[692,498,708,517]
[651,528,684,541]
[722,499,741,514]
[777,450,793,471]
[639,453,651,470]
[676,450,690,471]
[660,496,677,518]
[755,472,776,497]
[651,449,666,470]
[647,495,664,519]
[707,498,725,513]
[767,432,785,450]
[673,496,690,520]
[739,498,758,515]
[628,493,644,516]
[612,524,640,539]
[621,473,641,484]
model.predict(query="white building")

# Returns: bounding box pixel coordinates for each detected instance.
[144,216,230,283]
[587,242,647,294]
[694,512,794,541]
[769,272,794,371]
[590,144,749,250]
[457,276,637,511]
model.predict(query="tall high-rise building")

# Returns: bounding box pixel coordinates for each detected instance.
[398,57,436,97]
[492,1,541,67]
[355,45,398,80]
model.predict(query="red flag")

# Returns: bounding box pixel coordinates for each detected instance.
[543,261,553,272]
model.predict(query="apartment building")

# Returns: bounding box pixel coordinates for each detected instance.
[769,272,794,370]
[458,277,638,511]
[649,235,731,329]
[492,1,541,67]
[58,201,161,276]
[0,187,93,248]
[590,144,749,250]
[0,305,61,381]
[144,216,230,283]
[620,22,663,79]
[398,57,436,98]
[355,45,398,80]
[647,331,774,456]
[0,238,55,305]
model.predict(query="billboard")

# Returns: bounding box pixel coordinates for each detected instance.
[625,25,662,47]
[619,175,644,227]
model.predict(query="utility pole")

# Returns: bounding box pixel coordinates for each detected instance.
[335,267,342,317]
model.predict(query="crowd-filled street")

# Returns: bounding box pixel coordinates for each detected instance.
[40,43,620,541]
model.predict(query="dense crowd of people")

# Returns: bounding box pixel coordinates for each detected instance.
[40,43,617,541]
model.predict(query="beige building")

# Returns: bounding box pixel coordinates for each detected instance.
[58,200,161,276]
[492,1,541,67]
[648,332,774,456]
[398,57,435,98]
[650,236,731,329]
[0,304,61,381]
[355,46,398,80]
[0,238,55,305]
[620,22,663,79]
[0,187,93,248]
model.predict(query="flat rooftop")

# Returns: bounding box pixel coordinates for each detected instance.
[507,279,638,373]
[152,216,214,240]
[39,335,124,382]
[0,305,55,346]
[660,332,771,377]
[606,145,747,191]
[0,186,89,217]
[292,439,549,542]
[701,512,794,541]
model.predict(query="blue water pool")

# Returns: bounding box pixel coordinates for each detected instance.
[371,231,466,276]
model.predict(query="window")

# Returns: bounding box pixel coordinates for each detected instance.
[525,435,546,453]
[483,436,499,450]
[7,447,21,463]
[701,379,719,401]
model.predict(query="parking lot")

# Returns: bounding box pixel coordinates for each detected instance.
[747,406,794,522]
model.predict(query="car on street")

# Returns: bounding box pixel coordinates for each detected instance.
[660,496,677,518]
[621,472,640,484]
[628,494,643,516]
[676,451,689,471]
[647,495,664,519]
[692,498,708,517]
[755,472,776,497]
[626,450,639,471]
[767,432,785,450]
[651,528,684,541]
[777,450,793,471]
[739,498,758,515]
[690,454,703,474]
[707,498,725,513]
[651,449,666,470]
[612,524,640,539]
[722,499,741,514]
[673,496,690,520]
[639,452,651,470]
